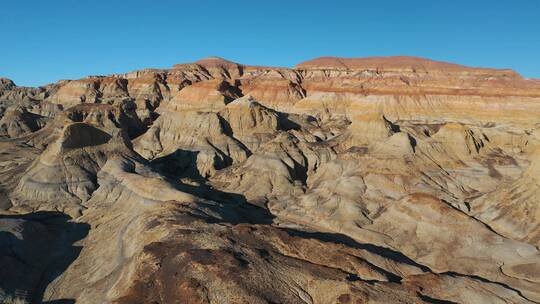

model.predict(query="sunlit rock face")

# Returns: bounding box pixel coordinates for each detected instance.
[1,56,540,303]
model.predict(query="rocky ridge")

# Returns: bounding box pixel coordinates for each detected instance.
[0,56,540,303]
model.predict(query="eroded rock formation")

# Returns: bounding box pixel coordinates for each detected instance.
[1,56,540,303]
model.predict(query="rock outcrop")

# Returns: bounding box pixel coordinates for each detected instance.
[1,56,540,303]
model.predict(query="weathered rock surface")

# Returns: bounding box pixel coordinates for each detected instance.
[1,56,540,303]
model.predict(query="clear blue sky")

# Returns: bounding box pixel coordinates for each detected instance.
[1,0,539,87]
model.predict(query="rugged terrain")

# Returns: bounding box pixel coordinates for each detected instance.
[1,56,540,303]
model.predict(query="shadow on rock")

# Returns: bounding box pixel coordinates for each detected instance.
[42,300,76,304]
[283,228,432,272]
[149,149,275,225]
[150,149,206,181]
[0,211,89,304]
[171,180,275,226]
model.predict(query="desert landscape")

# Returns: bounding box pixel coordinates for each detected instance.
[0,55,539,303]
